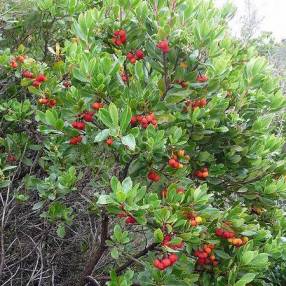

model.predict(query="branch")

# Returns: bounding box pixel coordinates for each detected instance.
[81,209,109,285]
[115,242,158,275]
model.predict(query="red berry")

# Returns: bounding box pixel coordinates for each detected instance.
[72,121,85,130]
[215,228,224,237]
[147,171,160,182]
[106,138,113,145]
[135,49,144,60]
[36,74,47,82]
[7,154,17,162]
[112,29,127,46]
[125,216,136,224]
[168,254,178,265]
[48,99,56,107]
[82,111,94,122]
[127,52,136,64]
[130,115,137,125]
[121,72,128,82]
[10,60,18,68]
[157,40,170,53]
[199,98,207,107]
[198,258,206,265]
[16,55,25,63]
[92,102,104,110]
[153,259,164,270]
[38,98,49,105]
[69,135,82,145]
[32,80,41,88]
[22,70,34,79]
[196,74,208,83]
[168,158,177,168]
[162,258,171,268]
[63,81,72,88]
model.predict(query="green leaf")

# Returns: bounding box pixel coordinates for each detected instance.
[165,89,190,104]
[111,247,119,259]
[234,273,256,286]
[98,109,113,128]
[154,228,164,242]
[97,195,111,205]
[56,224,66,238]
[120,106,132,134]
[94,129,110,142]
[109,103,119,127]
[122,177,132,192]
[121,134,136,151]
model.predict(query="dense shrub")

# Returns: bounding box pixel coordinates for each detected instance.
[1,1,286,285]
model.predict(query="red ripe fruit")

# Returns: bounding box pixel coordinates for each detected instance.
[7,154,17,162]
[92,102,104,110]
[199,98,207,107]
[223,231,235,239]
[176,188,184,194]
[82,111,94,122]
[32,80,41,88]
[135,49,144,60]
[22,70,34,79]
[198,258,206,265]
[213,260,219,266]
[162,258,171,268]
[127,52,137,64]
[63,81,72,88]
[16,55,25,63]
[38,98,49,105]
[157,40,170,53]
[48,99,56,107]
[153,259,164,270]
[169,254,178,265]
[196,74,208,83]
[72,121,85,130]
[168,158,177,168]
[130,116,137,126]
[69,135,82,145]
[121,72,128,82]
[147,171,160,182]
[215,228,224,237]
[204,247,212,255]
[36,74,47,82]
[106,138,113,145]
[112,29,127,46]
[10,60,18,68]
[125,216,136,224]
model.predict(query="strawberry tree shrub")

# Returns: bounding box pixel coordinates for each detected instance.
[1,0,286,285]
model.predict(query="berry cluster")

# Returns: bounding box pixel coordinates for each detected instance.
[196,74,208,83]
[215,228,248,247]
[184,98,207,111]
[38,98,56,108]
[185,212,203,227]
[126,50,144,64]
[194,167,209,179]
[157,40,170,53]
[32,74,47,88]
[153,254,178,270]
[72,121,85,130]
[69,135,83,145]
[194,244,218,266]
[130,113,158,128]
[147,170,160,182]
[162,234,184,250]
[112,30,127,46]
[78,111,95,122]
[22,70,34,79]
[10,55,25,68]
[92,102,104,110]
[168,149,190,169]
[121,72,128,83]
[117,212,136,224]
[175,79,188,89]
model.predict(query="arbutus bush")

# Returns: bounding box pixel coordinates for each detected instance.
[1,0,286,286]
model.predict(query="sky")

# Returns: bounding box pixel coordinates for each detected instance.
[215,0,286,41]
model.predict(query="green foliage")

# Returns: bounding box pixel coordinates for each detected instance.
[1,0,286,285]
